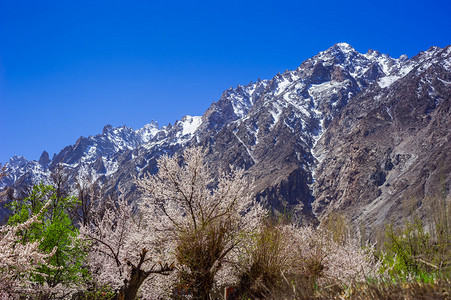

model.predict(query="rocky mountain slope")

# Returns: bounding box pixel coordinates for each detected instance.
[313,46,451,230]
[2,43,450,231]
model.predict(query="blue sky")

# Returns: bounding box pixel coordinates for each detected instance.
[1,0,450,163]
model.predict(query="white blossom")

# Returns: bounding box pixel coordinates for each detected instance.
[137,147,266,296]
[80,196,174,299]
[0,199,57,296]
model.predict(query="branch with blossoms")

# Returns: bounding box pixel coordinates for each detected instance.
[0,199,57,296]
[80,195,175,300]
[137,147,266,299]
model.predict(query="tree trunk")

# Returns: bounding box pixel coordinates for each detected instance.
[191,270,214,300]
[118,267,148,300]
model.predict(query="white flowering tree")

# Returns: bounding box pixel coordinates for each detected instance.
[1,165,52,296]
[79,195,174,300]
[235,223,380,298]
[80,147,264,299]
[289,226,378,284]
[0,199,57,298]
[137,147,265,299]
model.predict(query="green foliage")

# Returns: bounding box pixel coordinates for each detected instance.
[7,183,88,287]
[382,216,451,279]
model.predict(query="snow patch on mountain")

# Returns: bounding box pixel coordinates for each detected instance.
[137,121,160,143]
[227,81,268,118]
[233,130,257,164]
[103,157,119,176]
[275,73,298,96]
[181,116,202,136]
[378,76,401,88]
[378,64,415,88]
[269,102,283,128]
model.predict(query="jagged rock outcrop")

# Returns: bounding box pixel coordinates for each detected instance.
[38,151,50,166]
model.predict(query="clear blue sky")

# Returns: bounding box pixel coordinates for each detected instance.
[1,0,450,163]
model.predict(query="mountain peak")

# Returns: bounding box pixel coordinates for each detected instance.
[319,42,357,56]
[8,155,28,168]
[137,121,161,143]
[142,120,159,130]
[102,124,113,135]
[365,48,381,57]
[314,42,360,64]
[38,151,50,166]
[334,42,355,52]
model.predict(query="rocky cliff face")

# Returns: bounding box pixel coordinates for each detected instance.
[2,43,450,230]
[313,46,451,231]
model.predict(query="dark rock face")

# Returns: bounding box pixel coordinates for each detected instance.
[2,43,450,231]
[38,151,50,166]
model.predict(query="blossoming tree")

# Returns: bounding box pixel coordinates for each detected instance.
[235,223,380,298]
[80,195,174,300]
[0,199,56,297]
[81,147,264,299]
[137,147,265,299]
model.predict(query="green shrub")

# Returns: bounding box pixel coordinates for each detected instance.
[7,183,88,289]
[382,216,450,279]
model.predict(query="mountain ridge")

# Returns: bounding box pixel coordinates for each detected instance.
[2,43,450,232]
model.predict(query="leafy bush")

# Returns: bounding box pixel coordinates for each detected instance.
[382,216,451,279]
[7,183,88,291]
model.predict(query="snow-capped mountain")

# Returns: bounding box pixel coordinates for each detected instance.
[2,43,450,231]
[1,115,202,188]
[313,45,451,228]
